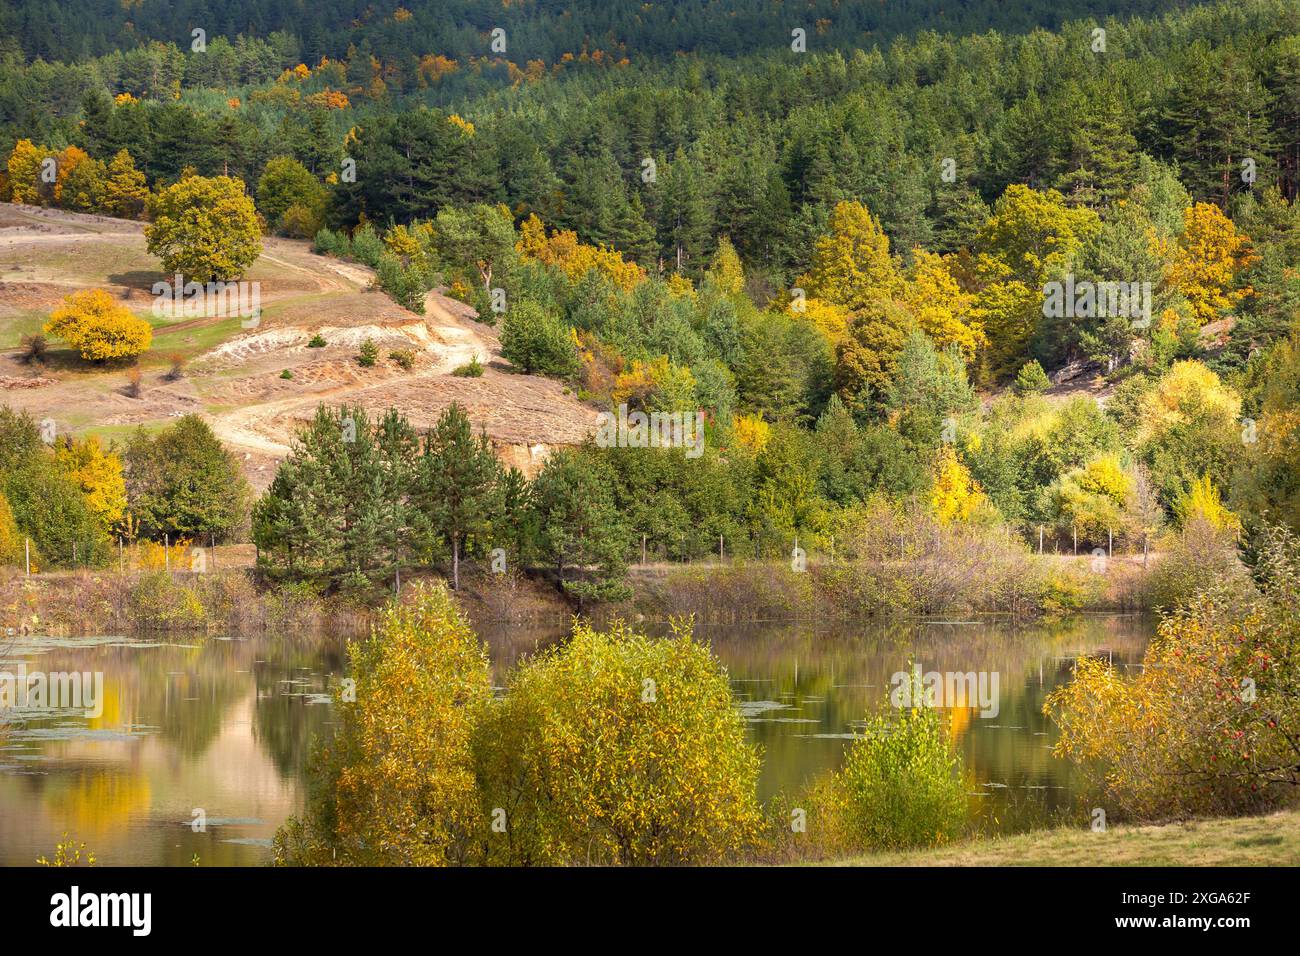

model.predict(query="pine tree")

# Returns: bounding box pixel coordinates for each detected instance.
[414,403,500,590]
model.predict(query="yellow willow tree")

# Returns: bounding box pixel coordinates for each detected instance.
[274,583,492,865]
[473,619,764,865]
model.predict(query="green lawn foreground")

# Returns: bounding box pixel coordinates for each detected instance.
[821,810,1300,866]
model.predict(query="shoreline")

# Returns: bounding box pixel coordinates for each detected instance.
[0,550,1164,637]
[816,809,1300,867]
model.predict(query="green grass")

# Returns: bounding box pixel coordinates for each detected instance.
[75,421,170,447]
[0,309,49,349]
[820,809,1300,866]
[145,315,245,361]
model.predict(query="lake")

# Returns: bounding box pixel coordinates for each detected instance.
[0,614,1153,866]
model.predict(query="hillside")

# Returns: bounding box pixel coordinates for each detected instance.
[0,204,598,489]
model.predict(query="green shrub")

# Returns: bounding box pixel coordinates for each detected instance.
[357,339,378,368]
[313,227,349,257]
[451,356,483,377]
[128,571,208,630]
[499,301,577,377]
[307,334,326,348]
[836,702,967,850]
[349,225,384,268]
[390,348,416,370]
[2,459,107,569]
[375,252,428,314]
[1014,359,1051,395]
[280,369,293,380]
[474,619,763,865]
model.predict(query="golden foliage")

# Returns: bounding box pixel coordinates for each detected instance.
[516,213,645,291]
[1046,579,1300,818]
[731,413,772,453]
[1174,474,1240,534]
[1164,202,1253,324]
[54,436,127,530]
[446,113,475,136]
[930,445,990,525]
[902,249,986,361]
[1137,360,1241,444]
[44,289,152,362]
[798,200,901,311]
[276,582,492,866]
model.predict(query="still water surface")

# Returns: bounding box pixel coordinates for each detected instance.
[0,615,1152,865]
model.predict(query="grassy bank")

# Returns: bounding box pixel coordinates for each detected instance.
[0,546,1181,635]
[821,810,1300,866]
[623,551,1157,623]
[0,565,576,636]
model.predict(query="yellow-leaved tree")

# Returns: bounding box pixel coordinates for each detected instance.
[1136,359,1241,445]
[1174,474,1240,534]
[44,289,152,362]
[516,213,644,291]
[1164,202,1253,325]
[901,249,985,362]
[731,412,772,453]
[5,139,55,205]
[0,490,22,566]
[145,175,262,282]
[704,235,745,296]
[102,149,150,219]
[970,184,1100,377]
[792,296,852,345]
[53,436,127,531]
[273,583,492,866]
[930,445,991,525]
[798,200,901,311]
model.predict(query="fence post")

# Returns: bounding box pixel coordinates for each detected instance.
[1072,524,1077,555]
[719,534,724,562]
[1038,525,1044,554]
[25,537,30,576]
[1108,528,1113,557]
[641,534,646,565]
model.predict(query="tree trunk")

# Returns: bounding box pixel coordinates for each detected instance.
[453,534,460,591]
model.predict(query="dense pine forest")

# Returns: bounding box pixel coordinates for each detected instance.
[2,0,1299,595]
[2,0,1299,879]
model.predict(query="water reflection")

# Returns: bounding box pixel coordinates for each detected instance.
[0,634,341,867]
[0,615,1152,865]
[701,615,1152,830]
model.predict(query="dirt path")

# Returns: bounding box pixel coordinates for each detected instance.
[206,288,498,456]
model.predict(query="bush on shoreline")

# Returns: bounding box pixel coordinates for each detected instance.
[1046,526,1300,820]
[277,586,765,866]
